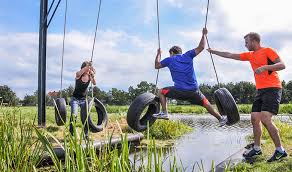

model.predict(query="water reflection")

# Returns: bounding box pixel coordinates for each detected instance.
[131,115,291,172]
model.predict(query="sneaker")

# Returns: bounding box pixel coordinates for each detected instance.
[243,148,262,158]
[219,116,228,127]
[153,112,169,120]
[267,150,288,162]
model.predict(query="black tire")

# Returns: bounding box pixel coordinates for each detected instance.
[54,98,67,126]
[83,97,108,133]
[214,88,240,125]
[127,92,160,132]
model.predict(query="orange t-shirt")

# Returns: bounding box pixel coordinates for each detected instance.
[240,47,282,89]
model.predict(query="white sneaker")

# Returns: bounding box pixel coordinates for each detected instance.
[219,116,228,127]
[153,112,169,120]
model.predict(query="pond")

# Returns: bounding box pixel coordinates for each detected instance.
[162,115,253,171]
[126,114,292,171]
[152,114,292,171]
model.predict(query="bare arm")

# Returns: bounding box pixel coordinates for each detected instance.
[207,48,241,60]
[194,28,207,55]
[89,66,96,85]
[155,48,163,69]
[255,57,286,74]
[76,66,90,79]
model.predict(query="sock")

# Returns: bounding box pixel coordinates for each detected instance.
[276,146,285,153]
[253,145,261,151]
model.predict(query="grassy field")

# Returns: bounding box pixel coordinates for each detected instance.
[1,105,291,171]
[234,120,292,171]
[0,110,191,171]
[107,104,292,114]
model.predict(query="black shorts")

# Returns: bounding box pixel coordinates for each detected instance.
[252,87,282,115]
[161,86,209,106]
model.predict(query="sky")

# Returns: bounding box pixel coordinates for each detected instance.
[0,0,292,99]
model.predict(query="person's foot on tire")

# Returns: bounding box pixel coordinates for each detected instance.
[153,112,169,120]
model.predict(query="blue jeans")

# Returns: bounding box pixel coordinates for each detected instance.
[70,97,89,136]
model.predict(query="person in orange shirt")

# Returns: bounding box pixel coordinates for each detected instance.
[207,32,287,162]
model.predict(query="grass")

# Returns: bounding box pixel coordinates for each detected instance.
[1,104,292,171]
[234,121,292,171]
[144,120,193,140]
[0,107,194,171]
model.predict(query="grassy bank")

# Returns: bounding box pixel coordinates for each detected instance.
[100,104,292,114]
[1,104,292,118]
[0,107,196,171]
[234,121,292,171]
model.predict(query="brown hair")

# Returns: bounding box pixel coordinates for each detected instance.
[244,32,261,43]
[81,61,92,69]
[169,46,182,55]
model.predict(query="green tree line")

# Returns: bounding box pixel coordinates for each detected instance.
[1,80,292,106]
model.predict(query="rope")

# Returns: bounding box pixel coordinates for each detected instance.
[90,0,102,62]
[204,0,220,87]
[89,0,102,99]
[59,0,67,98]
[154,0,161,94]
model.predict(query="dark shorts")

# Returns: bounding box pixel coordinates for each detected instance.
[252,87,282,115]
[161,86,209,106]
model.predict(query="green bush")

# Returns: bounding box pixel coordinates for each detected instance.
[144,120,193,140]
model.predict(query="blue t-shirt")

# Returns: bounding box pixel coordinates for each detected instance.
[160,49,198,91]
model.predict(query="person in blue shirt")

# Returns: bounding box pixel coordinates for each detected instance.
[153,28,227,126]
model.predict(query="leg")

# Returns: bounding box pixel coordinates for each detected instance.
[191,90,223,122]
[260,111,281,148]
[243,112,263,158]
[159,89,168,113]
[153,87,174,119]
[80,99,89,138]
[251,112,262,147]
[203,101,221,121]
[260,88,282,148]
[70,97,78,136]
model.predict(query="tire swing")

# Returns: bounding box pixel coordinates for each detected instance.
[127,0,161,132]
[84,98,108,133]
[127,93,160,132]
[214,88,239,125]
[54,0,68,126]
[84,0,108,133]
[54,98,67,126]
[204,0,239,125]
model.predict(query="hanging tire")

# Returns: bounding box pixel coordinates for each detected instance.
[54,98,67,126]
[127,92,160,132]
[214,88,240,126]
[83,97,108,133]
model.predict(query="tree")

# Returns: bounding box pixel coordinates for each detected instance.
[231,81,255,104]
[285,81,292,103]
[91,86,110,104]
[199,83,214,103]
[128,81,156,102]
[0,85,19,106]
[22,94,37,106]
[60,85,74,104]
[108,88,129,105]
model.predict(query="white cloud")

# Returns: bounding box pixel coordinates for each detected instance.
[0,30,162,98]
[1,0,292,99]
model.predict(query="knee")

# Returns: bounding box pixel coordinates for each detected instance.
[159,89,167,96]
[260,111,273,124]
[202,97,210,107]
[251,112,261,124]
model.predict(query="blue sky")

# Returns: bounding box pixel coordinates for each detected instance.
[1,0,292,98]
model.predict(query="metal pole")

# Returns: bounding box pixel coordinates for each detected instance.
[38,0,48,127]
